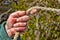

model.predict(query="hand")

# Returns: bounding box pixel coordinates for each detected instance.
[5,8,37,37]
[5,11,29,37]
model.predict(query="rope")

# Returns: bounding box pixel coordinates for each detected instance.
[13,6,60,40]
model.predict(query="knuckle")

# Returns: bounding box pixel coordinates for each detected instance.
[13,23,27,27]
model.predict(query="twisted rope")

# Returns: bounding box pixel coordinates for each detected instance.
[13,6,60,40]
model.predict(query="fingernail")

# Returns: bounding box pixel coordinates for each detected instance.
[30,9,37,14]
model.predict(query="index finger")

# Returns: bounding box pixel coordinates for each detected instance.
[10,11,26,18]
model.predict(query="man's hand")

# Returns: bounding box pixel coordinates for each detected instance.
[5,8,37,37]
[5,11,29,37]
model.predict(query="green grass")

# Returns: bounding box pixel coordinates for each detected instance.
[11,0,60,40]
[1,0,60,40]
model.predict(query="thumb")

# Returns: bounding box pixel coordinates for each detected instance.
[26,8,38,15]
[30,9,38,14]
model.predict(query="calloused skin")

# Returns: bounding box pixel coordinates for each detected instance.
[5,9,37,37]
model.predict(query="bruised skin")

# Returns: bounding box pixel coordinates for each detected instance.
[5,9,37,37]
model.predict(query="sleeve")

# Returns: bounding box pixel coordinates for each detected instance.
[0,21,12,40]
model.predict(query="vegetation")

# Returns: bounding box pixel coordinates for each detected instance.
[0,0,60,40]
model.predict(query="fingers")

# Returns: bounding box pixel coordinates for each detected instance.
[13,22,27,27]
[7,27,26,37]
[17,15,29,22]
[11,27,26,32]
[10,27,26,34]
[6,14,29,28]
[10,11,26,18]
[10,9,38,18]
